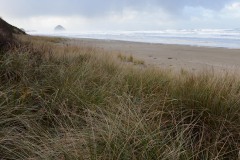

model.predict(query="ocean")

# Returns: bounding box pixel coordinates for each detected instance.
[29,29,240,49]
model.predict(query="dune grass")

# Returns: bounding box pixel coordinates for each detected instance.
[0,35,239,160]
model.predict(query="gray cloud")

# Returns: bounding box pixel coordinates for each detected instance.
[0,0,235,18]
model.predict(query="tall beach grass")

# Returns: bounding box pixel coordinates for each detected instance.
[0,35,239,159]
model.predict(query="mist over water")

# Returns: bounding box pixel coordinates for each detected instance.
[29,29,240,49]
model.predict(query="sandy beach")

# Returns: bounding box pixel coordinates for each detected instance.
[70,38,240,72]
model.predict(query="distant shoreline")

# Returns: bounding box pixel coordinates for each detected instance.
[72,37,240,49]
[64,37,240,72]
[28,29,240,49]
[30,33,240,50]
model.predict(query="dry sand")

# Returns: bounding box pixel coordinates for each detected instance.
[69,38,240,72]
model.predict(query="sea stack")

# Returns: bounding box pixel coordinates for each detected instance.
[54,25,65,31]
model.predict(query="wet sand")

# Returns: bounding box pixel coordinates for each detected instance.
[70,38,240,72]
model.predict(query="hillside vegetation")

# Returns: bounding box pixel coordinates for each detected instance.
[0,18,25,35]
[0,35,239,160]
[0,18,25,49]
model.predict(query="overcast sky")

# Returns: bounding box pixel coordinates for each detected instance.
[1,0,240,31]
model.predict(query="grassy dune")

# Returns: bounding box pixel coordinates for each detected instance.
[0,35,240,160]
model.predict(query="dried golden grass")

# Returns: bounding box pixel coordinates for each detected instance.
[0,35,239,159]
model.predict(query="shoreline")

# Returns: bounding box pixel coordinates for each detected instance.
[35,34,240,50]
[72,37,240,50]
[66,37,240,72]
